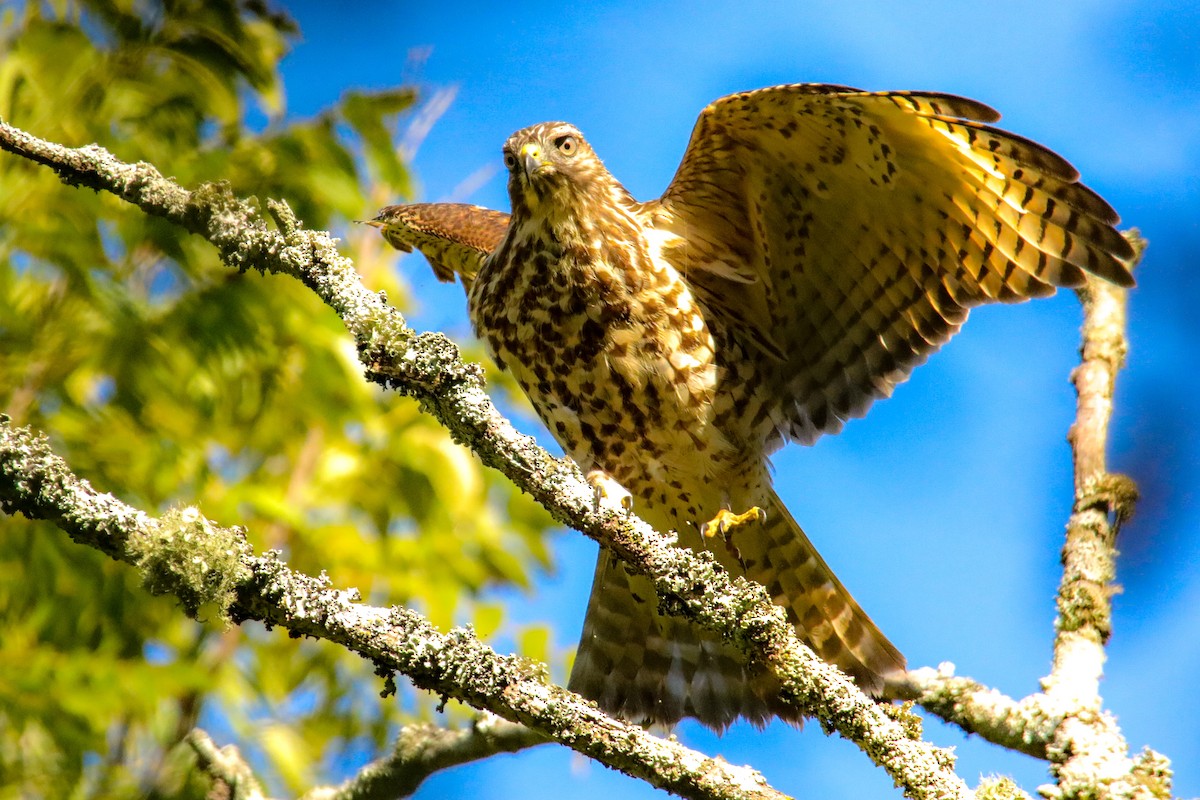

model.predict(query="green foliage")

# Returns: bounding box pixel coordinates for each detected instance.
[0,2,557,796]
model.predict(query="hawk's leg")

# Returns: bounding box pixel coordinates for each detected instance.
[699,505,767,538]
[585,469,633,515]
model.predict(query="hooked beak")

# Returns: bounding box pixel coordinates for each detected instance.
[520,142,548,179]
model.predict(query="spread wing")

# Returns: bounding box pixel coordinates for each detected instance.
[646,84,1135,448]
[369,202,510,289]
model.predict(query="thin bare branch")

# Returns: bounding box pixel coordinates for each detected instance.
[0,119,970,800]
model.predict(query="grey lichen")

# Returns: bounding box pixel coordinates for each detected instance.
[977,776,1034,800]
[187,728,267,800]
[1076,473,1140,528]
[0,418,145,561]
[0,414,793,799]
[128,506,251,623]
[894,667,1068,759]
[1130,748,1173,800]
[884,701,924,742]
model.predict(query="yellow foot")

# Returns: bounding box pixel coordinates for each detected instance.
[700,506,767,538]
[585,469,633,515]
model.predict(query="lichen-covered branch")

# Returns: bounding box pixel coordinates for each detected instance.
[1038,239,1171,800]
[0,419,784,800]
[1053,244,1144,695]
[892,233,1169,799]
[891,667,1058,760]
[192,706,556,799]
[892,238,1172,800]
[187,729,268,800]
[0,120,971,800]
[301,716,545,800]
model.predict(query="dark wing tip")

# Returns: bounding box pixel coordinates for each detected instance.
[905,91,1002,123]
[427,260,458,283]
[1098,250,1138,288]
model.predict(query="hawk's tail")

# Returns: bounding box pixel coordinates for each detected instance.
[567,489,904,729]
[737,491,906,696]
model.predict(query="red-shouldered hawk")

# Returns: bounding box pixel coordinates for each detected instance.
[369,84,1134,729]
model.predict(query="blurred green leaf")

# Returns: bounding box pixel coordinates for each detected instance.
[262,723,311,793]
[0,1,557,797]
[519,627,551,669]
[342,88,417,194]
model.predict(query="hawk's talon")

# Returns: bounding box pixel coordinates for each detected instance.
[586,469,633,515]
[700,506,766,539]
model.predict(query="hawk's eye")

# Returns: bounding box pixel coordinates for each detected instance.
[555,135,577,155]
[503,152,517,170]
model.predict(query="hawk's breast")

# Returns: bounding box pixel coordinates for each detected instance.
[468,218,733,513]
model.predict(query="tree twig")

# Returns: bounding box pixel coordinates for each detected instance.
[0,119,971,800]
[188,728,269,800]
[890,666,1058,760]
[301,715,545,800]
[1037,238,1171,800]
[892,238,1171,800]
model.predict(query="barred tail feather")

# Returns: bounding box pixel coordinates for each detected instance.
[568,548,785,729]
[734,491,905,695]
[567,490,903,728]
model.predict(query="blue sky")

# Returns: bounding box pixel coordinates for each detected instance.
[280,2,1199,797]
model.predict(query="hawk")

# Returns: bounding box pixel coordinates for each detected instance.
[369,84,1134,729]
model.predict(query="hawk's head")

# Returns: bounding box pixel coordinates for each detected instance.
[502,122,618,220]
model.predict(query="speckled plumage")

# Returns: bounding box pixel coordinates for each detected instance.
[370,84,1135,729]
